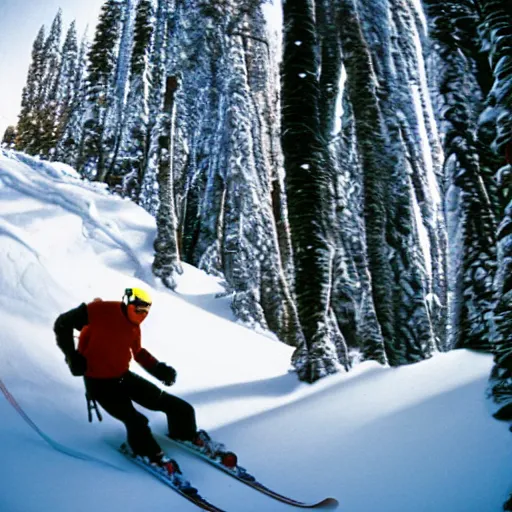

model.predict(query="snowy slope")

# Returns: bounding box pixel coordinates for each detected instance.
[0,149,511,512]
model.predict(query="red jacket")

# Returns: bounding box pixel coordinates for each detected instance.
[78,301,157,379]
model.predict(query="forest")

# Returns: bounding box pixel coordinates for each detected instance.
[2,0,511,431]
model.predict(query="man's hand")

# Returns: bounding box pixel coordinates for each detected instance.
[152,362,177,386]
[66,351,87,376]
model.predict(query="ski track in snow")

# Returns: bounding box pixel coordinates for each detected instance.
[0,150,152,283]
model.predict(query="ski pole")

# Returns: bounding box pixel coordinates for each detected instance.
[86,392,103,422]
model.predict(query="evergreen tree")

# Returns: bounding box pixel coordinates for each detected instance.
[239,2,300,345]
[139,0,170,214]
[333,114,387,364]
[281,0,343,381]
[221,28,299,343]
[38,9,63,158]
[388,0,448,351]
[479,0,512,429]
[107,0,137,180]
[423,0,498,352]
[375,0,438,361]
[53,21,79,162]
[337,0,398,363]
[56,30,88,166]
[115,0,155,198]
[2,126,17,147]
[152,76,182,289]
[16,26,46,154]
[161,0,300,345]
[81,0,124,181]
[334,0,447,365]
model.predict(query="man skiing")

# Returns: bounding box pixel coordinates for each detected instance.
[54,287,228,467]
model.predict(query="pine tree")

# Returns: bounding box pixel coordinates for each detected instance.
[316,0,388,365]
[423,0,498,352]
[236,2,300,345]
[16,26,46,154]
[115,0,155,198]
[152,76,183,289]
[479,0,512,429]
[53,21,79,162]
[56,30,88,166]
[333,99,387,364]
[375,0,438,362]
[281,0,343,381]
[139,0,170,214]
[219,28,299,343]
[155,0,301,345]
[388,0,448,351]
[81,0,124,181]
[2,126,17,147]
[38,9,63,158]
[337,0,399,363]
[106,0,137,181]
[333,0,452,365]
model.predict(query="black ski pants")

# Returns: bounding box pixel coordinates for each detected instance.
[84,371,197,459]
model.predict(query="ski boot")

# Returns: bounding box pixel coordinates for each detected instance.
[150,452,198,495]
[192,430,238,469]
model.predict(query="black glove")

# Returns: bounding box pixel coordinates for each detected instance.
[152,362,177,386]
[66,351,87,376]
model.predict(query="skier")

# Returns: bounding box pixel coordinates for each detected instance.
[53,287,229,467]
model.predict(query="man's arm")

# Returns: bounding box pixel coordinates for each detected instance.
[54,303,88,357]
[133,346,177,387]
[134,348,159,369]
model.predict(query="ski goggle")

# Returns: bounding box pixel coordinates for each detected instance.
[130,298,151,313]
[124,288,152,311]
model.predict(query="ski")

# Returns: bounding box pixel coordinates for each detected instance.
[119,443,228,512]
[163,436,339,510]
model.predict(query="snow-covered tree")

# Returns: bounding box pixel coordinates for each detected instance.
[218,29,298,343]
[479,0,512,431]
[105,0,137,179]
[337,0,401,364]
[388,0,448,350]
[52,21,79,162]
[160,0,299,344]
[38,10,63,158]
[81,0,124,181]
[115,0,155,198]
[281,0,343,381]
[16,26,46,154]
[152,75,182,289]
[139,0,170,214]
[55,31,89,166]
[423,0,498,352]
[1,126,17,148]
[332,108,387,364]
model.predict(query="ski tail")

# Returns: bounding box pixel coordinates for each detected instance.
[119,443,227,512]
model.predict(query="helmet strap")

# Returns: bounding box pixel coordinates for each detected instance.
[123,288,133,305]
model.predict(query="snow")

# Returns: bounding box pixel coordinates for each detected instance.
[0,148,511,512]
[333,65,347,136]
[262,0,282,34]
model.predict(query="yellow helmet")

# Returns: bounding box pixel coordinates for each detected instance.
[123,287,152,307]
